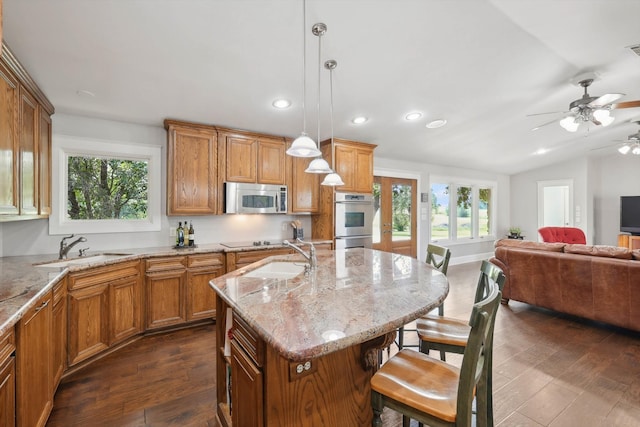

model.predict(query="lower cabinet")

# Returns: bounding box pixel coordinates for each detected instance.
[231,340,263,426]
[67,260,142,366]
[226,248,294,272]
[16,291,52,427]
[51,279,67,390]
[146,253,224,330]
[0,328,16,427]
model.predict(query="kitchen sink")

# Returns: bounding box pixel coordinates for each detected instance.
[244,262,307,279]
[34,253,133,268]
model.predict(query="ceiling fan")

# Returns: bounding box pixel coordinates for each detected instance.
[531,79,640,132]
[616,120,640,155]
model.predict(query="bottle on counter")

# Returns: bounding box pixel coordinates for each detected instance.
[188,221,195,247]
[177,222,185,247]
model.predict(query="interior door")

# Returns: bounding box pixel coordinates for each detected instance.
[372,176,417,257]
[537,179,573,229]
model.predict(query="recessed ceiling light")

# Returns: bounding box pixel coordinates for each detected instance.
[272,99,291,109]
[534,148,548,155]
[426,119,447,129]
[351,116,368,124]
[76,89,95,98]
[405,112,422,121]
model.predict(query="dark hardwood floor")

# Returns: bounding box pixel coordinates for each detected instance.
[47,261,640,426]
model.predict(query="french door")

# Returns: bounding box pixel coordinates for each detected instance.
[372,176,417,257]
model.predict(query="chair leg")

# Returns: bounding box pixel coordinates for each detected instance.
[398,326,404,350]
[439,350,446,361]
[371,392,384,427]
[402,414,411,427]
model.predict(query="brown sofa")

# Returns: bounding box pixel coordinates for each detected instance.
[490,239,640,332]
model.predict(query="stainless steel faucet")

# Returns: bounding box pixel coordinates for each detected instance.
[283,239,317,270]
[59,234,88,259]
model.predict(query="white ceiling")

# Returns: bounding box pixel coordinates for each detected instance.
[4,0,640,175]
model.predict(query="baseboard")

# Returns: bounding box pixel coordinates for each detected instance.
[449,251,494,266]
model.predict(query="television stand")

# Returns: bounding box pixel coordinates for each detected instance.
[617,233,640,250]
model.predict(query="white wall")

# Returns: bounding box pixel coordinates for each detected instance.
[0,114,311,257]
[374,157,510,264]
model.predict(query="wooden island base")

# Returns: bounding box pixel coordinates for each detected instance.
[216,296,394,427]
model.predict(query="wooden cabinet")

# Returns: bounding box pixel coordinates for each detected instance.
[165,119,218,216]
[0,328,16,427]
[0,44,54,221]
[51,280,67,391]
[218,127,287,187]
[618,234,640,250]
[67,260,142,366]
[330,138,375,194]
[225,248,293,272]
[146,253,223,329]
[231,339,263,427]
[288,141,320,214]
[16,291,52,427]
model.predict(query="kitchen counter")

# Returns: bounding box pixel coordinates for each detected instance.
[0,239,331,336]
[210,248,449,361]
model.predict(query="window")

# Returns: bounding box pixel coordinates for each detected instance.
[50,135,162,235]
[430,179,495,242]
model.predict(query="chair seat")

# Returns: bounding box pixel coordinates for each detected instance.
[371,349,461,422]
[416,314,470,347]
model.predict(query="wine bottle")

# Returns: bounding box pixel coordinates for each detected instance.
[188,221,195,247]
[177,222,185,247]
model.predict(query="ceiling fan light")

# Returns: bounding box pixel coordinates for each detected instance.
[305,157,333,173]
[321,172,345,186]
[633,145,640,156]
[593,109,615,126]
[618,144,631,155]
[286,133,321,157]
[559,116,579,132]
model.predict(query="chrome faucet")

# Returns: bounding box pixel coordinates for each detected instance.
[59,234,88,259]
[283,239,317,270]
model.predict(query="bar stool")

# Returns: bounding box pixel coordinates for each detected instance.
[396,244,451,351]
[371,280,502,427]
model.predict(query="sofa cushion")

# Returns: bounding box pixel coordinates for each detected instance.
[633,250,640,261]
[564,244,633,259]
[495,239,565,252]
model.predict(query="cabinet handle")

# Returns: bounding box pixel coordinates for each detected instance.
[35,300,49,312]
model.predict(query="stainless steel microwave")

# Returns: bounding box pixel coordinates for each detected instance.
[225,182,288,214]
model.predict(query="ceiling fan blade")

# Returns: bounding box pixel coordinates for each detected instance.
[588,93,625,107]
[611,100,640,109]
[531,118,559,131]
[526,110,567,117]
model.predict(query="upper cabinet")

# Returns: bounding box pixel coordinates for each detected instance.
[321,138,376,194]
[287,139,320,214]
[218,127,287,186]
[165,120,218,216]
[0,43,54,222]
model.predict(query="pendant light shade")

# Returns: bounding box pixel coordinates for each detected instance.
[305,157,333,173]
[321,172,345,186]
[287,133,321,157]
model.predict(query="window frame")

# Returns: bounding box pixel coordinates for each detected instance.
[430,177,497,244]
[50,134,162,235]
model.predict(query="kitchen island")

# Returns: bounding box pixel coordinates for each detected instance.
[210,248,449,427]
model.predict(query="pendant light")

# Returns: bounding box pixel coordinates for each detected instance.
[321,59,345,187]
[287,0,321,158]
[305,23,333,174]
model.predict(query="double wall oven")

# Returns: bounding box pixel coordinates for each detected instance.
[334,192,373,250]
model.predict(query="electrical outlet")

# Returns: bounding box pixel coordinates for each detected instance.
[282,222,289,232]
[169,227,176,237]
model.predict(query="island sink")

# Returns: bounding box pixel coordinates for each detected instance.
[243,261,307,279]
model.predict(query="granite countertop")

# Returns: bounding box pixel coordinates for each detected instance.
[0,239,332,336]
[210,248,449,361]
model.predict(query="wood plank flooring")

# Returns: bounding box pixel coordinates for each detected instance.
[47,261,640,426]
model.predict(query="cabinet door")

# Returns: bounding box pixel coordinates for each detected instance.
[290,155,319,214]
[354,148,374,193]
[109,274,143,344]
[16,292,52,427]
[0,61,19,215]
[145,269,187,330]
[18,87,38,216]
[187,266,223,321]
[231,340,263,427]
[334,144,357,192]
[166,122,217,215]
[38,109,51,216]
[68,284,109,366]
[257,139,286,185]
[223,134,257,183]
[0,356,15,427]
[51,280,67,391]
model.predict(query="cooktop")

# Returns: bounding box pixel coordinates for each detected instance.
[220,240,281,248]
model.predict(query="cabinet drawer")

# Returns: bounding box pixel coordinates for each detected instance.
[145,256,187,273]
[69,260,141,290]
[0,328,15,363]
[232,314,264,367]
[188,253,224,269]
